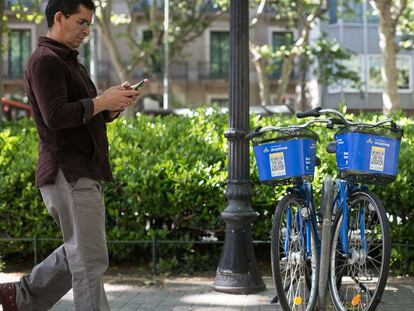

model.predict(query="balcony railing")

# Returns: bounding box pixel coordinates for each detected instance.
[132,0,164,12]
[96,60,188,86]
[132,0,224,13]
[268,68,299,81]
[198,61,229,80]
[170,61,188,79]
[2,60,25,80]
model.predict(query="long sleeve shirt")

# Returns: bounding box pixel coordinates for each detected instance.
[24,37,115,186]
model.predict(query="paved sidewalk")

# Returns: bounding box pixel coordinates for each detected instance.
[0,272,413,310]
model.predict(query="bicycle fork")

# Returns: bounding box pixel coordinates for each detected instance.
[336,181,368,259]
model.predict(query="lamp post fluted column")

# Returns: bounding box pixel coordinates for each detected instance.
[213,0,265,294]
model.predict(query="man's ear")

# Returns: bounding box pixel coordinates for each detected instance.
[54,11,65,26]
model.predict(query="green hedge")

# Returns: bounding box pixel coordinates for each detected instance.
[0,110,413,273]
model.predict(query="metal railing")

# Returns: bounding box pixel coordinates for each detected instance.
[131,0,223,13]
[0,237,412,276]
[1,59,25,80]
[97,60,189,86]
[198,61,229,80]
[268,67,299,81]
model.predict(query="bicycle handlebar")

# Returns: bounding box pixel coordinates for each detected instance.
[246,118,329,139]
[247,107,403,140]
[297,107,403,134]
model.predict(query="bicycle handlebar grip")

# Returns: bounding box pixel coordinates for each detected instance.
[296,107,322,118]
[330,118,345,125]
[245,126,262,139]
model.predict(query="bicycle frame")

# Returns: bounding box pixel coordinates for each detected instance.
[285,181,321,258]
[333,180,369,256]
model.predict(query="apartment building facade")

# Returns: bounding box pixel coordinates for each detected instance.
[2,0,300,112]
[4,0,412,112]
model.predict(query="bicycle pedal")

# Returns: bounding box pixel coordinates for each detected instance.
[270,295,279,304]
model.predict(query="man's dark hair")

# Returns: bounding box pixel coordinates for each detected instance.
[45,0,95,28]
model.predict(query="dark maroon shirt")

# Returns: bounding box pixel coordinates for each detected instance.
[24,37,115,186]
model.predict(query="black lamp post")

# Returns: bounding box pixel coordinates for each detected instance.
[213,0,266,294]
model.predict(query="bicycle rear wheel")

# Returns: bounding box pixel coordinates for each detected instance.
[328,190,390,311]
[271,194,318,311]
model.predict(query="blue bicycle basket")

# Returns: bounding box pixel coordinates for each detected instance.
[335,124,403,184]
[252,128,318,185]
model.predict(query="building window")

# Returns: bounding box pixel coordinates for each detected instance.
[328,54,364,94]
[7,29,31,79]
[328,0,338,24]
[368,55,382,91]
[207,94,229,107]
[210,31,229,79]
[337,0,363,23]
[210,98,228,107]
[329,0,378,24]
[271,31,293,79]
[366,1,379,23]
[396,56,411,90]
[343,54,364,92]
[143,29,162,75]
[368,55,411,92]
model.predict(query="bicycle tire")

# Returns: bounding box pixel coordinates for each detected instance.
[271,194,319,311]
[318,176,334,309]
[328,190,390,311]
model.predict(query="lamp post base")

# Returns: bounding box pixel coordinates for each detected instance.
[213,207,266,294]
[213,272,266,294]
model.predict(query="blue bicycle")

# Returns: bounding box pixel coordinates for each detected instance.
[247,118,327,311]
[297,107,403,311]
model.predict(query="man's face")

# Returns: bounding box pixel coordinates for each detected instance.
[56,5,94,49]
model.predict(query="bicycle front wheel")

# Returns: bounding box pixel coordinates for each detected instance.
[271,194,318,311]
[329,190,390,311]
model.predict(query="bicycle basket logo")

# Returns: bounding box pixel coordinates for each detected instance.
[269,152,286,177]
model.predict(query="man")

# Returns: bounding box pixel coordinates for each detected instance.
[0,0,141,310]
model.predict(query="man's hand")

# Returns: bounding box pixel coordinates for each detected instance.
[92,84,141,116]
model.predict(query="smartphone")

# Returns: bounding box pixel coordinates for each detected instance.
[131,79,146,90]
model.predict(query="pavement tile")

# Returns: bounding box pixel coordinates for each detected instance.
[0,273,412,311]
[171,307,193,311]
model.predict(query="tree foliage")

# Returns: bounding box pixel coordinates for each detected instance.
[8,0,43,23]
[311,34,362,106]
[397,0,414,49]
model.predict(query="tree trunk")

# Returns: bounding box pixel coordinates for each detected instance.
[321,84,327,108]
[374,0,407,115]
[378,13,400,114]
[273,0,327,110]
[98,23,137,116]
[298,57,307,111]
[274,54,294,105]
[296,7,307,112]
[96,20,128,83]
[249,42,270,106]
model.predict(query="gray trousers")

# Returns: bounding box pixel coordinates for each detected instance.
[16,169,110,311]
